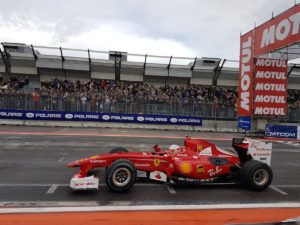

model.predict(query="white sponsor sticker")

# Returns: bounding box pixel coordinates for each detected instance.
[149,171,167,182]
[248,140,272,166]
[70,176,99,190]
[199,147,212,156]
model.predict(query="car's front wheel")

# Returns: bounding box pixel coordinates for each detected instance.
[240,160,273,191]
[105,159,136,192]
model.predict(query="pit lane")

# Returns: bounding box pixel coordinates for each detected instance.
[0,125,299,207]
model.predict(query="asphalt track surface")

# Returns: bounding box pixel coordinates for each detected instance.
[0,125,299,208]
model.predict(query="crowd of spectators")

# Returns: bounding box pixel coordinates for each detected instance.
[0,77,299,114]
[0,76,29,94]
[34,79,238,107]
[287,90,300,109]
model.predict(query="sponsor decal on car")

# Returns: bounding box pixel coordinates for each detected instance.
[154,159,160,167]
[208,166,222,177]
[149,171,167,182]
[179,162,192,174]
[199,147,212,156]
[197,145,203,152]
[196,165,204,174]
[90,160,106,164]
[135,163,150,167]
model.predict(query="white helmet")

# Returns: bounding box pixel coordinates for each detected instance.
[169,144,180,151]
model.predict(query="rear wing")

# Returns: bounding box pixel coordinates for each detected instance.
[232,138,272,166]
[248,139,272,166]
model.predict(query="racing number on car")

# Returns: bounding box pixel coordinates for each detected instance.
[154,159,160,167]
[196,165,204,174]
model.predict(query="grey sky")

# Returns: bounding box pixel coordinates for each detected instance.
[0,0,296,59]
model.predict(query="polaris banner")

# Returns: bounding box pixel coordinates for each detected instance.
[265,124,298,139]
[0,109,202,126]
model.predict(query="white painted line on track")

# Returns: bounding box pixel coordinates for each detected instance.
[58,157,64,163]
[166,185,176,194]
[287,162,299,167]
[0,184,68,187]
[59,152,68,155]
[46,184,58,194]
[0,183,162,187]
[0,183,299,189]
[0,203,300,214]
[275,184,300,188]
[270,185,288,195]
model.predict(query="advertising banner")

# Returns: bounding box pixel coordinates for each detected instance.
[254,4,300,56]
[237,116,251,130]
[0,109,202,126]
[253,58,288,116]
[238,31,254,116]
[265,124,298,139]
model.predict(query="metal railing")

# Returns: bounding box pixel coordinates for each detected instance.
[0,93,299,121]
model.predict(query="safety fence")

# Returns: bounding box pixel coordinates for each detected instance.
[0,94,299,121]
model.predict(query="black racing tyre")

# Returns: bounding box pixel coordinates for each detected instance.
[105,159,136,192]
[240,160,273,191]
[109,147,128,153]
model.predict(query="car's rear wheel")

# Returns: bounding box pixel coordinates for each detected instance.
[109,147,128,153]
[105,159,136,192]
[240,160,273,191]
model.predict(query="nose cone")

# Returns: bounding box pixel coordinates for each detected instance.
[68,158,87,167]
[68,161,78,167]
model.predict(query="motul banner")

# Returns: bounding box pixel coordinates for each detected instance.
[238,31,254,116]
[253,58,287,116]
[254,4,300,56]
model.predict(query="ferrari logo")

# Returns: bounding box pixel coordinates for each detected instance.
[197,145,203,152]
[197,165,204,174]
[154,159,160,167]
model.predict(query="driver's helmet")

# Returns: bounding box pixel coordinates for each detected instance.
[169,144,180,151]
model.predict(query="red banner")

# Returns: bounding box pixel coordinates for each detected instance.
[254,4,300,56]
[238,31,254,116]
[253,58,287,116]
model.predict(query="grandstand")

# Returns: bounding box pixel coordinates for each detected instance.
[0,42,300,122]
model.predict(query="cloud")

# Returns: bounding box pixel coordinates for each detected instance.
[65,23,197,57]
[0,0,295,60]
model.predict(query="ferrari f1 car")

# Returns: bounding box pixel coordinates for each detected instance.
[68,137,273,192]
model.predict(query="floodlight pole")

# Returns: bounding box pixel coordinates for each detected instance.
[165,56,172,87]
[88,49,92,77]
[143,54,147,80]
[190,57,197,71]
[60,47,66,79]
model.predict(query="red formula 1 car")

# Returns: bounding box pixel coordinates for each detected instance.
[68,137,273,192]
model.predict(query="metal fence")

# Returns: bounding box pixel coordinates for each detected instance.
[0,94,299,121]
